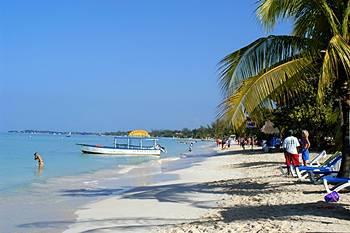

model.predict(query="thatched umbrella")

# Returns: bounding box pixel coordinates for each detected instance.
[261,120,279,135]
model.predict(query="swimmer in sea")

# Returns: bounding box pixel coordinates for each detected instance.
[34,152,44,167]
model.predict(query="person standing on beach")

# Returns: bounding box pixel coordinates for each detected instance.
[250,136,254,151]
[282,130,300,175]
[221,137,226,149]
[300,130,310,166]
[216,138,221,147]
[240,138,246,150]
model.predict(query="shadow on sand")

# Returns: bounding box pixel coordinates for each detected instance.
[227,161,282,169]
[221,201,350,223]
[61,188,124,197]
[58,175,294,201]
[17,200,350,232]
[17,217,207,232]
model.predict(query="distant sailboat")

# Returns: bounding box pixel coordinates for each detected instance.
[66,132,72,137]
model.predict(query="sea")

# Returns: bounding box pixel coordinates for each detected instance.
[0,132,213,233]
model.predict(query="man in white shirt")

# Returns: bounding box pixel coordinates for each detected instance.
[282,130,300,175]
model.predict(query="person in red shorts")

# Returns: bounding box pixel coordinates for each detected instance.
[282,130,300,176]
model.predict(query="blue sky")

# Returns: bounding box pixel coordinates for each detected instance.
[0,0,290,132]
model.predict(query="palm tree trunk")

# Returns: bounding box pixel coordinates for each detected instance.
[339,82,350,178]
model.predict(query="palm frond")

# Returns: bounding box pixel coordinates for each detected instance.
[318,34,350,101]
[293,7,332,42]
[328,34,350,76]
[257,0,306,30]
[218,35,315,97]
[318,0,340,35]
[318,50,334,101]
[293,7,320,38]
[218,38,264,96]
[268,72,311,106]
[219,57,314,130]
[342,0,350,41]
[248,77,310,126]
[257,0,340,37]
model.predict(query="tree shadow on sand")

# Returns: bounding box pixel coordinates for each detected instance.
[114,178,295,206]
[54,178,350,232]
[61,188,124,197]
[226,161,282,169]
[214,149,270,156]
[220,201,350,222]
[59,177,296,203]
[17,217,206,232]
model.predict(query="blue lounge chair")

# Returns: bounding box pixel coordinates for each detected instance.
[323,176,350,193]
[307,150,328,167]
[295,152,342,183]
[280,150,327,177]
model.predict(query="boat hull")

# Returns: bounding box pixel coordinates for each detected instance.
[80,144,161,156]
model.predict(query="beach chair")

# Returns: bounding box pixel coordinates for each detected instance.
[279,163,298,177]
[323,176,350,193]
[294,151,339,179]
[279,150,327,177]
[308,150,328,166]
[295,152,342,183]
[279,164,298,177]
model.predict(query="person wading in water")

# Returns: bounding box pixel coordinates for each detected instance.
[34,152,44,167]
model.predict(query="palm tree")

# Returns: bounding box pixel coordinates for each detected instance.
[219,0,350,177]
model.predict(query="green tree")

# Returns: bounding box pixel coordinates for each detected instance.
[262,80,339,150]
[219,0,350,177]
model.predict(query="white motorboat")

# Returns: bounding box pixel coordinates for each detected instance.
[77,134,165,156]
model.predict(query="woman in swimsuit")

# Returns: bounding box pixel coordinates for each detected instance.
[300,130,310,166]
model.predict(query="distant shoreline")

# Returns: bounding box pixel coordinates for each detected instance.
[6,129,218,140]
[7,130,106,136]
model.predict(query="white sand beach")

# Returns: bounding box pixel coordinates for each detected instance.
[64,145,350,233]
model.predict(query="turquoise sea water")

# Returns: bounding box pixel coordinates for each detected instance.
[0,133,188,194]
[0,133,209,233]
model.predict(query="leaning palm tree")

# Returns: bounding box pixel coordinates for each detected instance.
[219,0,350,177]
